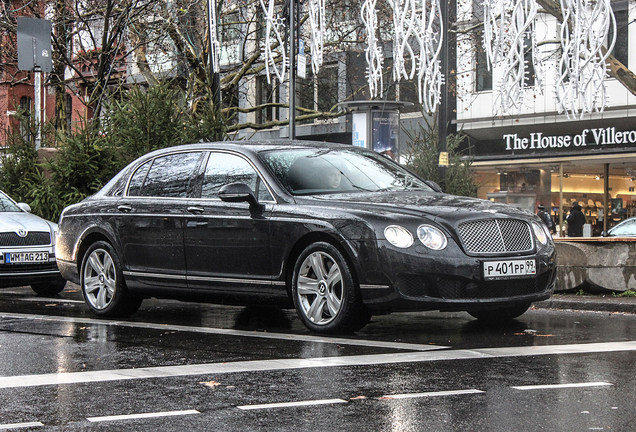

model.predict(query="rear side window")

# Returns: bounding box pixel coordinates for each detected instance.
[128,152,203,198]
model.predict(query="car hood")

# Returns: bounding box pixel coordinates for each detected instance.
[0,212,56,233]
[297,191,534,223]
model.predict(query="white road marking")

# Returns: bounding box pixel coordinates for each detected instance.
[0,341,634,389]
[238,399,348,410]
[511,382,614,390]
[0,422,44,430]
[20,298,84,304]
[0,312,445,352]
[86,409,199,422]
[381,389,485,399]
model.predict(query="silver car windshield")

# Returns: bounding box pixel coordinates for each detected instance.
[260,148,432,196]
[0,192,23,212]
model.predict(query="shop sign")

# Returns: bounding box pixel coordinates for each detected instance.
[503,127,636,152]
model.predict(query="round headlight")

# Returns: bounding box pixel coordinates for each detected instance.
[532,221,548,245]
[417,225,447,250]
[384,225,414,248]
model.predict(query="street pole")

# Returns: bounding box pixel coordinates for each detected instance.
[437,0,456,190]
[33,36,42,150]
[289,0,296,139]
[207,0,222,140]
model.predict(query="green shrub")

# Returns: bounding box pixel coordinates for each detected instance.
[403,115,478,197]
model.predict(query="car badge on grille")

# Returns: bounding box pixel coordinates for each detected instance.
[17,229,28,237]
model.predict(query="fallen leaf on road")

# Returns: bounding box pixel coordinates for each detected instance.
[200,381,221,388]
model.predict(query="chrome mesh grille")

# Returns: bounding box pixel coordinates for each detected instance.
[0,231,51,247]
[457,219,533,254]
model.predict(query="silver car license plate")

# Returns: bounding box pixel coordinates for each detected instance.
[5,252,49,264]
[483,259,536,280]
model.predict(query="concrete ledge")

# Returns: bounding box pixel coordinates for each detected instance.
[554,238,636,292]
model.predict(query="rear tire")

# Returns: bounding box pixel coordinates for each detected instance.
[467,302,531,322]
[31,279,67,296]
[292,242,370,334]
[80,241,142,317]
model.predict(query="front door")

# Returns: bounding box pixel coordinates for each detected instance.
[184,152,274,292]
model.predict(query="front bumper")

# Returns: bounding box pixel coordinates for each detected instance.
[354,240,557,313]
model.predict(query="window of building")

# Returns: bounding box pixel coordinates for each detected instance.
[256,75,278,124]
[475,35,492,92]
[19,96,32,141]
[65,94,72,132]
[612,0,629,66]
[317,65,339,112]
[524,36,535,87]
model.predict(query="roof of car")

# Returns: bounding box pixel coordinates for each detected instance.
[139,140,351,157]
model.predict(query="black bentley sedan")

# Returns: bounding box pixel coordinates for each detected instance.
[56,141,556,333]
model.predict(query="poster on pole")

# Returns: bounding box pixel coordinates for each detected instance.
[372,111,399,159]
[352,112,367,148]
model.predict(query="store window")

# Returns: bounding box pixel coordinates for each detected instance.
[476,162,636,237]
[19,96,32,141]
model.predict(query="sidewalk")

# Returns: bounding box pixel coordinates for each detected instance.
[534,293,636,314]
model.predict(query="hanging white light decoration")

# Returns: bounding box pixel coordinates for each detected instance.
[389,0,417,82]
[556,0,616,118]
[260,0,288,83]
[483,0,541,114]
[415,0,443,112]
[361,0,384,98]
[307,0,326,74]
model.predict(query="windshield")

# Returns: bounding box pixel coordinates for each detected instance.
[608,218,636,236]
[260,148,433,196]
[0,191,23,212]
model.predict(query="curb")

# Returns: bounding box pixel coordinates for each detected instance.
[534,295,636,314]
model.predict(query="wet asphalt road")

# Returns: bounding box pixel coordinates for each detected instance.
[1,285,636,431]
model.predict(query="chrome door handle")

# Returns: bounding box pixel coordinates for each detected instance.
[117,205,133,213]
[187,206,205,215]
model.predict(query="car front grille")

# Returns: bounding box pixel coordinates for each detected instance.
[457,219,533,254]
[0,231,51,247]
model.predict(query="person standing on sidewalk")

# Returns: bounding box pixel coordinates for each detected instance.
[537,204,555,233]
[566,203,586,237]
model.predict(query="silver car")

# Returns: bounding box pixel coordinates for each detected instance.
[0,190,66,295]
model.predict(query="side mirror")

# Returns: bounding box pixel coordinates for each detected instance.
[219,183,264,214]
[424,180,443,193]
[600,230,608,237]
[17,202,31,213]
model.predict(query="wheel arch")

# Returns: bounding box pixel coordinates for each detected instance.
[75,228,120,272]
[284,232,361,298]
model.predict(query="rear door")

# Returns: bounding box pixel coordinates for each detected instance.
[115,151,204,289]
[184,151,275,292]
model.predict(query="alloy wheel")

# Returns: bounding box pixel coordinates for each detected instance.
[296,251,343,325]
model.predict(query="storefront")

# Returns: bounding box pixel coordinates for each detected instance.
[466,119,636,237]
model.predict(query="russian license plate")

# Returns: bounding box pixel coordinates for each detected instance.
[4,252,49,264]
[483,259,536,280]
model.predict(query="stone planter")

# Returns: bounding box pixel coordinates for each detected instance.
[554,238,636,293]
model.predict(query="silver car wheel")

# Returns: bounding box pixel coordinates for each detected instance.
[296,251,343,325]
[83,248,116,310]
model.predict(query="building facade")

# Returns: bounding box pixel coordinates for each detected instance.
[456,0,636,236]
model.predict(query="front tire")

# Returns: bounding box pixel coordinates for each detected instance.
[292,242,370,334]
[31,279,67,296]
[467,302,531,323]
[80,241,142,317]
